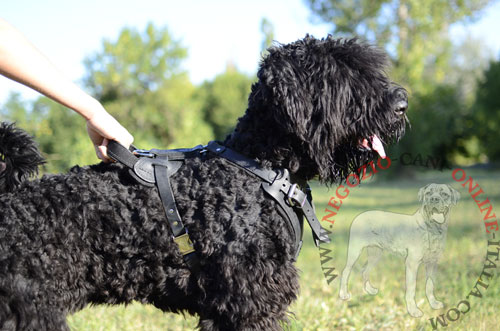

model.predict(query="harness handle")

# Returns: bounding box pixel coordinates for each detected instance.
[107,140,139,168]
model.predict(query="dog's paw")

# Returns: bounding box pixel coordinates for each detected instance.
[407,306,424,318]
[429,299,444,310]
[364,281,378,295]
[339,290,351,301]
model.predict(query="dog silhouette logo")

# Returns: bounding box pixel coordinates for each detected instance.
[339,183,460,317]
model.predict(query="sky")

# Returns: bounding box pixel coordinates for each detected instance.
[1,0,500,104]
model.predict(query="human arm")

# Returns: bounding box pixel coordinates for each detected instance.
[0,18,133,161]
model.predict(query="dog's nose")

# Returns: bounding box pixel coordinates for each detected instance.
[390,87,408,116]
[394,100,408,116]
[430,196,440,203]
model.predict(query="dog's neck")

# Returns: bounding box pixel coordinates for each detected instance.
[223,108,318,181]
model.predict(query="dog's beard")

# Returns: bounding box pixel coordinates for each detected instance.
[327,145,378,184]
[355,115,407,161]
[318,113,407,185]
[387,116,408,143]
[327,126,406,184]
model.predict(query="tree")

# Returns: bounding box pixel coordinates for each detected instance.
[260,18,275,56]
[445,35,494,106]
[196,67,253,140]
[306,0,492,93]
[1,93,95,173]
[0,93,31,128]
[390,85,470,165]
[84,22,187,102]
[471,59,500,161]
[83,23,213,148]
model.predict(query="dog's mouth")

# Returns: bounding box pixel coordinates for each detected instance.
[359,135,386,159]
[429,206,449,224]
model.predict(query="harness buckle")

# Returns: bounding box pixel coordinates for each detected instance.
[287,184,307,208]
[133,149,155,158]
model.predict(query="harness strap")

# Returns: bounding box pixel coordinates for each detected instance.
[206,141,330,247]
[153,157,200,272]
[107,141,200,272]
[205,142,275,182]
[107,142,138,169]
[152,157,187,237]
[260,172,304,258]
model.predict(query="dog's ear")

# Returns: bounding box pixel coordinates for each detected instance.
[256,39,315,140]
[448,185,460,205]
[418,184,431,202]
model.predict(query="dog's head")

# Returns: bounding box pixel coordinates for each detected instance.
[418,183,460,224]
[226,35,408,184]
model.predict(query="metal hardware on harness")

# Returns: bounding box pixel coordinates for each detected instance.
[133,149,155,158]
[173,232,195,255]
[287,184,307,208]
[260,170,304,259]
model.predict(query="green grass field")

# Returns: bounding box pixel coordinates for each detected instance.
[68,167,499,330]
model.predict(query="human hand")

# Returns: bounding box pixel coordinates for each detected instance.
[86,110,134,162]
[0,19,134,162]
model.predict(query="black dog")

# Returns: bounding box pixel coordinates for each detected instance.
[0,36,408,330]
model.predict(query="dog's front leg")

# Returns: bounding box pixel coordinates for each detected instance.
[404,254,423,318]
[425,262,444,309]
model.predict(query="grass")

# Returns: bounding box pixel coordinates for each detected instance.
[68,167,500,330]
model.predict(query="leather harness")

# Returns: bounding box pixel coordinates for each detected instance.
[107,140,330,272]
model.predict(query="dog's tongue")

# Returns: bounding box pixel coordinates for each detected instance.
[370,135,386,159]
[431,211,445,223]
[360,135,386,159]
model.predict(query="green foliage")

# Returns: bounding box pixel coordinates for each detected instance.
[196,68,253,140]
[0,93,31,126]
[307,0,491,94]
[83,23,213,149]
[388,85,470,167]
[445,36,494,106]
[1,93,95,173]
[84,22,187,101]
[471,59,500,161]
[260,17,275,56]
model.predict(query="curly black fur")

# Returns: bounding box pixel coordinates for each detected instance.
[0,36,407,330]
[0,122,45,193]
